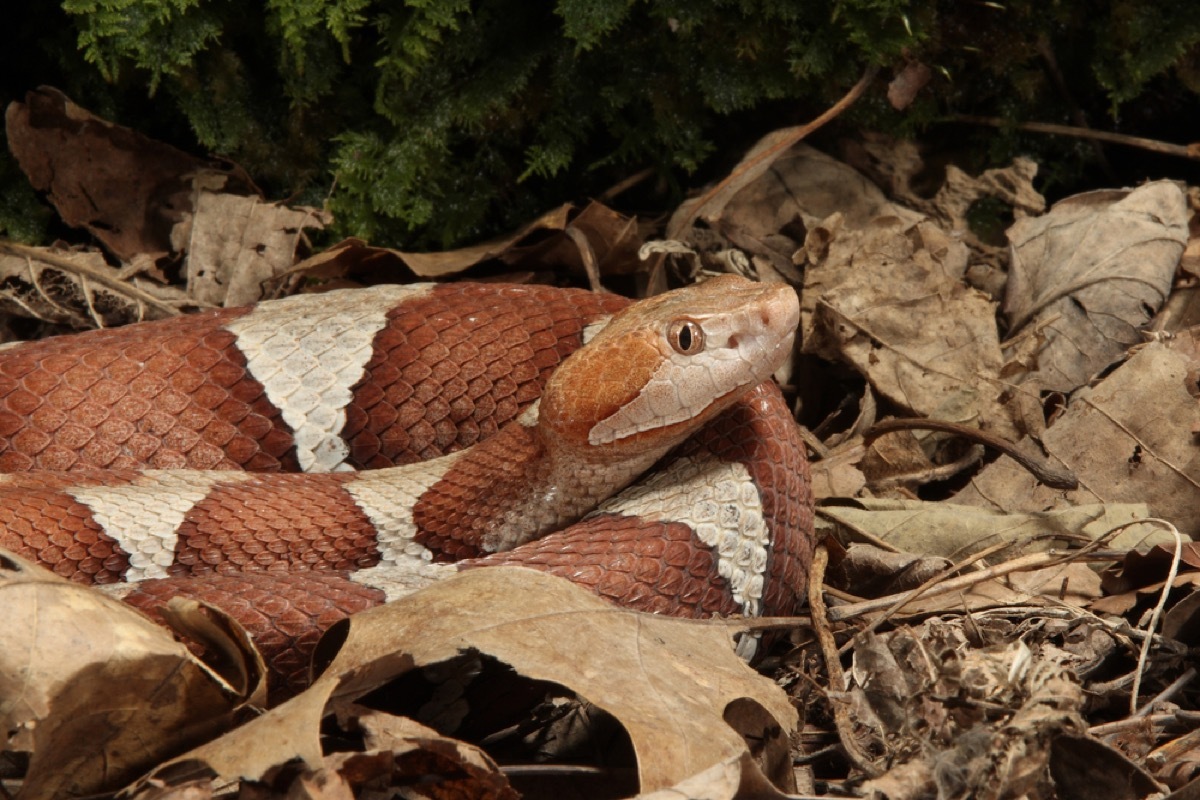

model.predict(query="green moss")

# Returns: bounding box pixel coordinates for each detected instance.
[2,0,1197,250]
[0,150,51,244]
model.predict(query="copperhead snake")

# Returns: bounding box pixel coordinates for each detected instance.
[0,275,814,695]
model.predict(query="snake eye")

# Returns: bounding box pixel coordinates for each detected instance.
[668,319,704,355]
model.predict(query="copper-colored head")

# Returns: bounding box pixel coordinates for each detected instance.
[539,275,799,455]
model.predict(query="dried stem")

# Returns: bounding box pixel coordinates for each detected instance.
[951,115,1200,161]
[810,545,884,777]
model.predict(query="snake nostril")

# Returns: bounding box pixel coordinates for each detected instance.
[760,310,771,326]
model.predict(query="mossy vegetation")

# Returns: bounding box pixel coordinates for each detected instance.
[2,0,1199,249]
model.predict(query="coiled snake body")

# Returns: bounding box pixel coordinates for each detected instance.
[0,276,813,693]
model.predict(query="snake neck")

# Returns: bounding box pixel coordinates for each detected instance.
[405,415,669,561]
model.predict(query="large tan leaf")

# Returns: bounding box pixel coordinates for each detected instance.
[324,568,797,792]
[144,567,796,795]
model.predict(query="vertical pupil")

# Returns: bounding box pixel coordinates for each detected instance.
[678,325,692,351]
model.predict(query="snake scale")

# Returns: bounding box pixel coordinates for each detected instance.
[0,275,814,695]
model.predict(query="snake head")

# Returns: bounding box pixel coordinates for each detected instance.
[539,274,799,457]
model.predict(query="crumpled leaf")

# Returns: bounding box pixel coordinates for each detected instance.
[954,328,1200,538]
[809,442,868,501]
[5,86,257,262]
[844,136,1045,242]
[323,567,797,793]
[0,549,260,800]
[668,139,923,242]
[4,87,332,317]
[802,215,1017,440]
[144,567,796,795]
[1093,543,1200,621]
[179,190,329,306]
[1091,573,1200,617]
[828,543,952,597]
[1004,181,1187,392]
[1162,587,1200,645]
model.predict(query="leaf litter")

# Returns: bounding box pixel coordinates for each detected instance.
[3,86,1200,799]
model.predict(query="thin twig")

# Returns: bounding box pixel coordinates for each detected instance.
[1089,714,1178,737]
[950,115,1200,161]
[668,63,881,237]
[865,417,1078,490]
[810,545,883,777]
[828,549,1117,624]
[1146,723,1200,766]
[598,167,654,201]
[1135,667,1197,719]
[1131,519,1184,716]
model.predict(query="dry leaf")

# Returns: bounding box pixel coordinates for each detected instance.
[392,206,570,277]
[0,241,185,327]
[1101,541,1200,595]
[820,499,1173,559]
[0,550,255,800]
[955,329,1200,538]
[1155,281,1200,334]
[829,544,952,597]
[633,750,793,800]
[1162,587,1200,645]
[355,201,643,281]
[668,139,923,242]
[808,442,868,500]
[928,158,1045,236]
[1090,573,1200,617]
[125,779,215,800]
[887,61,932,110]
[321,567,796,792]
[231,711,517,800]
[180,191,329,306]
[1049,735,1164,800]
[1004,181,1188,392]
[5,87,256,262]
[844,137,1044,241]
[1005,563,1102,604]
[1093,543,1200,625]
[859,424,943,488]
[803,216,1017,439]
[144,567,796,796]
